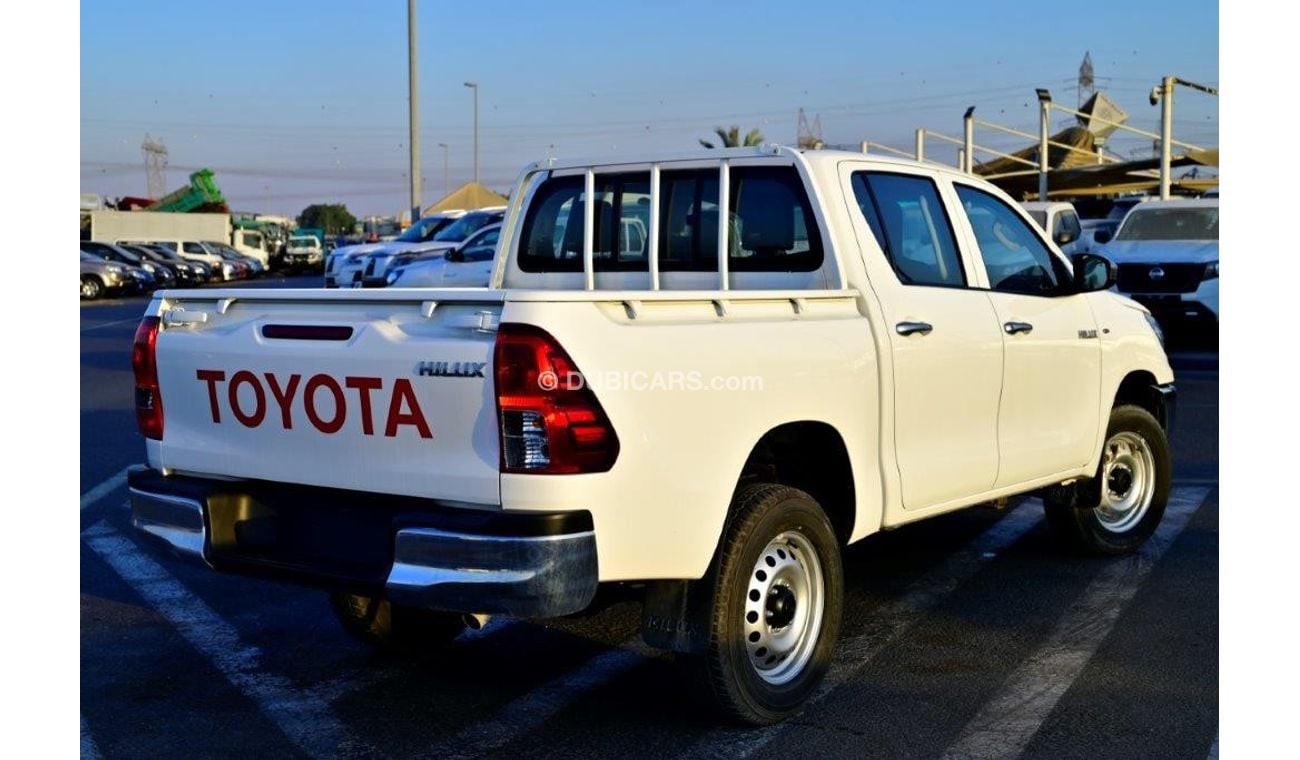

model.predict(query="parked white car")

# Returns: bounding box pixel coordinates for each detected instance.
[324,211,466,288]
[351,208,505,288]
[387,223,501,287]
[129,147,1172,725]
[1099,198,1219,328]
[1021,201,1085,255]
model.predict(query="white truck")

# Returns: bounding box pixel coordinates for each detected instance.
[282,235,325,271]
[127,147,1174,724]
[88,210,270,267]
[1021,201,1086,255]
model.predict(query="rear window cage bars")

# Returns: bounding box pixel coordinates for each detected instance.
[495,144,840,292]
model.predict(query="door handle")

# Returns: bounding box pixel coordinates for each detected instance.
[896,321,933,336]
[1004,321,1034,335]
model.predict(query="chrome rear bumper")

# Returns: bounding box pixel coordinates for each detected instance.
[128,467,598,618]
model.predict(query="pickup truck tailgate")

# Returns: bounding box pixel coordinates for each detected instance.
[150,289,503,505]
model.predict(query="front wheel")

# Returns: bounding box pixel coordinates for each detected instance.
[1045,405,1171,555]
[81,275,104,300]
[691,484,844,725]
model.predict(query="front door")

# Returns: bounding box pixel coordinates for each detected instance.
[951,183,1102,488]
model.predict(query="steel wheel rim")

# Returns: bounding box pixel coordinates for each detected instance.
[1097,430,1156,533]
[743,530,825,685]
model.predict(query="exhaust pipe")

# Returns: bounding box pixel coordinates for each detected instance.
[462,613,491,631]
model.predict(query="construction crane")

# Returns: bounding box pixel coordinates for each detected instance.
[796,108,824,149]
[142,134,168,199]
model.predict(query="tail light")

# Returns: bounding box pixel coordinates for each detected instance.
[494,324,618,474]
[132,316,164,440]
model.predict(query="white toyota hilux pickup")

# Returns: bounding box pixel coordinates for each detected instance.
[128,146,1174,724]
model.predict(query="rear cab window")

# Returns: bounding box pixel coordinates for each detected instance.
[516,164,824,279]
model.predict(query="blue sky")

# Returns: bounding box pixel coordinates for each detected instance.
[80,0,1219,216]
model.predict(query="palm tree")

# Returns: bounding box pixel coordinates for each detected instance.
[699,125,765,149]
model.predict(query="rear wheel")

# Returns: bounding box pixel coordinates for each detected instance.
[328,592,465,655]
[1045,405,1171,555]
[691,484,843,725]
[81,275,104,300]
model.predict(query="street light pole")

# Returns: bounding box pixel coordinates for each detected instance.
[407,0,421,222]
[962,106,975,174]
[1155,75,1175,200]
[438,142,449,198]
[1036,88,1052,201]
[464,81,479,185]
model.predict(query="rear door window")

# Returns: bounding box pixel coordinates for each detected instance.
[851,172,967,287]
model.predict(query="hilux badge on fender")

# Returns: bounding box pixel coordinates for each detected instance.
[417,361,487,378]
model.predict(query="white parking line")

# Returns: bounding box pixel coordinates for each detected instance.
[81,467,130,511]
[81,714,103,760]
[82,521,371,759]
[428,640,657,760]
[681,501,1045,759]
[940,487,1210,760]
[80,316,140,333]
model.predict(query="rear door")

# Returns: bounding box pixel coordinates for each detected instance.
[152,291,505,505]
[843,168,1004,510]
[950,183,1102,487]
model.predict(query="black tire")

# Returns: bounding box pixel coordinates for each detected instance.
[81,275,104,300]
[328,592,465,655]
[1044,404,1171,555]
[690,484,844,725]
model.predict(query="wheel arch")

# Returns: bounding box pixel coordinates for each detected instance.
[732,421,857,545]
[1086,368,1171,473]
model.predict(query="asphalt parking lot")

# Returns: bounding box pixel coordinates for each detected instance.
[81,276,1218,759]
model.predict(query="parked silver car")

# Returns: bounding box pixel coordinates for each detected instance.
[81,251,141,300]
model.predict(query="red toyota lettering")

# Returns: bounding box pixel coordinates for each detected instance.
[196,369,226,423]
[346,376,383,435]
[193,369,433,439]
[228,370,266,428]
[385,379,433,439]
[304,374,346,434]
[265,373,301,429]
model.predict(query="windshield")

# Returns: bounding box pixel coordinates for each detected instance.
[289,237,319,248]
[1116,207,1218,241]
[396,216,450,242]
[433,213,496,242]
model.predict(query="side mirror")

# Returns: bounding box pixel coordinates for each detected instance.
[1072,252,1116,293]
[1053,227,1077,246]
[446,250,465,263]
[1092,228,1113,245]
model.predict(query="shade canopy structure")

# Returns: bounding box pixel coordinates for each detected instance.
[423,182,507,215]
[976,129,1218,199]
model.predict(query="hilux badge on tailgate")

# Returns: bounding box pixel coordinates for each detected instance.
[417,361,487,378]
